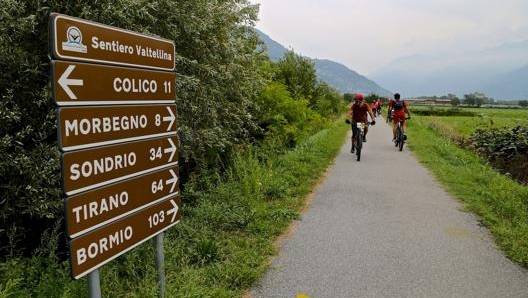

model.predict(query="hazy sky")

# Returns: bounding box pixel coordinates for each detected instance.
[251,0,528,75]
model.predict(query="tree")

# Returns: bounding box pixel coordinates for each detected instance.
[273,50,317,103]
[312,81,343,117]
[344,93,355,103]
[364,94,378,104]
[463,92,488,107]
[463,94,476,106]
[519,100,528,107]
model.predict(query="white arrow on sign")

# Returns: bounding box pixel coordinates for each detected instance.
[163,106,175,131]
[163,138,177,162]
[58,65,84,99]
[165,169,178,193]
[166,199,179,223]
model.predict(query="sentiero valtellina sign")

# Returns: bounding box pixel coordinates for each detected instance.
[49,13,181,280]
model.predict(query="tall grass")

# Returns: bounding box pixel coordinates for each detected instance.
[0,119,349,297]
[407,117,528,266]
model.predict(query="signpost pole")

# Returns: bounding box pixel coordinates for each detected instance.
[154,233,166,298]
[88,270,102,298]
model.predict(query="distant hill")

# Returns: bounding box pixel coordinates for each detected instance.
[256,29,392,97]
[484,63,528,100]
[370,40,528,100]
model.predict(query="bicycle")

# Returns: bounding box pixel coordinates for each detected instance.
[352,122,369,161]
[394,117,409,151]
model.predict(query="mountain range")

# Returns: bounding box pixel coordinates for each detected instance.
[368,40,528,100]
[258,29,528,100]
[256,30,392,97]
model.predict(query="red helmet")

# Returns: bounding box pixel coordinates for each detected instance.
[354,93,364,101]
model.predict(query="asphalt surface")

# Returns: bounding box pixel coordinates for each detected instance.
[250,118,528,298]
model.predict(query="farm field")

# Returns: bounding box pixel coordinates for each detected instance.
[411,105,528,137]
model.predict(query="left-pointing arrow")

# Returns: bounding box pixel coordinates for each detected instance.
[58,65,83,99]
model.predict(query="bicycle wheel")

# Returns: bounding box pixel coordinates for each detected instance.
[356,133,362,161]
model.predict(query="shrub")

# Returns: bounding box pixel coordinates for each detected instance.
[469,126,528,184]
[413,107,477,117]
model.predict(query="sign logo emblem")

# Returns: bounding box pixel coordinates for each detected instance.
[62,26,87,53]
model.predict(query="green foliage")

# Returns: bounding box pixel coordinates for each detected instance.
[253,50,344,149]
[469,126,528,184]
[272,50,317,101]
[0,0,64,257]
[311,81,343,117]
[189,239,220,266]
[166,0,268,173]
[343,93,354,103]
[450,97,461,106]
[363,93,378,104]
[253,82,323,149]
[411,106,478,117]
[463,92,492,106]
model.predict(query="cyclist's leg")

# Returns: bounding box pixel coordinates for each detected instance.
[402,119,407,140]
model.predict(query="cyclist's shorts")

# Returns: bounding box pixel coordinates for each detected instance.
[393,112,406,124]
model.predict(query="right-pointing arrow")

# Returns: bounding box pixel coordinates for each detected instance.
[58,65,83,99]
[166,199,179,223]
[165,169,178,193]
[163,106,175,131]
[163,138,177,162]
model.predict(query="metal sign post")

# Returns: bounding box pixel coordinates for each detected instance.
[154,233,166,298]
[88,270,102,298]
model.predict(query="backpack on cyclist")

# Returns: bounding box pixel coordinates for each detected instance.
[393,99,404,110]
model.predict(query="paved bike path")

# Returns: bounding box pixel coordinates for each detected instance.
[250,119,528,298]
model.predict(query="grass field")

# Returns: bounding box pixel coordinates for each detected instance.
[411,105,528,137]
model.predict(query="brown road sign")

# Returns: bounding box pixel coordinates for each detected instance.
[61,136,178,196]
[50,13,175,71]
[65,166,179,238]
[51,60,176,106]
[69,196,181,279]
[57,104,176,151]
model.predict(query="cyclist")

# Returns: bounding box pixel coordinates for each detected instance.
[346,93,376,153]
[371,100,378,117]
[388,93,411,142]
[376,99,382,116]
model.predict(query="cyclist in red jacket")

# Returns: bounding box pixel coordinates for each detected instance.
[346,93,376,153]
[388,93,411,142]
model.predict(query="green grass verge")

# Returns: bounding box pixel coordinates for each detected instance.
[406,117,528,267]
[0,119,350,298]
